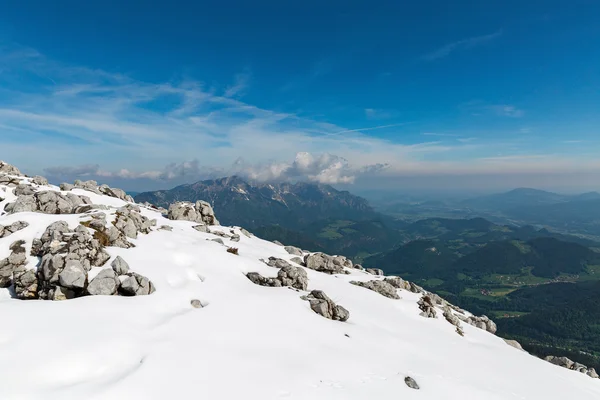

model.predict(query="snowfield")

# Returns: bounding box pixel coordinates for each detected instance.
[1,175,600,400]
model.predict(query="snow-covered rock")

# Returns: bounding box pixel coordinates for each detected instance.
[168,200,219,225]
[1,163,600,399]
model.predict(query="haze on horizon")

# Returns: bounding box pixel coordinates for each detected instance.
[1,1,599,194]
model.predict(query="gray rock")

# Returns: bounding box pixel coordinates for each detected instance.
[265,257,293,269]
[0,221,29,238]
[303,290,349,322]
[353,263,365,270]
[190,299,204,308]
[87,269,119,295]
[74,179,101,194]
[504,339,524,351]
[240,228,252,238]
[366,268,384,276]
[158,225,173,231]
[332,255,353,269]
[167,200,219,225]
[4,190,91,215]
[12,265,38,299]
[230,233,241,242]
[50,286,76,301]
[404,376,419,390]
[60,183,74,191]
[545,356,575,370]
[119,272,156,296]
[193,224,210,233]
[384,276,410,290]
[350,280,400,299]
[465,314,498,334]
[58,260,86,289]
[304,253,345,275]
[246,266,308,291]
[13,184,35,196]
[443,308,461,327]
[0,160,22,176]
[277,266,308,291]
[587,368,599,379]
[273,240,284,246]
[284,246,303,256]
[418,295,437,318]
[290,257,305,266]
[32,176,48,186]
[111,256,130,275]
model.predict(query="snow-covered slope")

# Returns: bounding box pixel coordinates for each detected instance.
[1,165,599,400]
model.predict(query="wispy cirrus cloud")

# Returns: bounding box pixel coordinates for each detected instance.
[224,69,251,98]
[423,30,502,61]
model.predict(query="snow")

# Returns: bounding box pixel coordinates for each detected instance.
[1,178,600,399]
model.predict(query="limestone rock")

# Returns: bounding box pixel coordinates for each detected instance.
[265,257,293,269]
[87,269,119,295]
[304,253,345,275]
[0,160,22,176]
[32,176,48,186]
[284,246,303,256]
[168,200,219,225]
[119,272,156,296]
[418,295,437,318]
[350,280,400,299]
[0,220,29,238]
[366,268,384,276]
[504,339,524,351]
[58,260,87,289]
[303,290,349,322]
[404,376,419,390]
[246,266,308,291]
[290,257,305,266]
[60,183,75,191]
[12,265,38,299]
[111,256,130,275]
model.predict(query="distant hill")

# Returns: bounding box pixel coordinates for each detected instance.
[135,176,377,230]
[462,188,570,212]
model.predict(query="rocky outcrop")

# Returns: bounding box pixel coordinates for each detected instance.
[0,161,22,176]
[59,180,134,202]
[333,255,353,269]
[246,266,308,291]
[384,276,424,293]
[31,176,48,186]
[457,314,497,334]
[418,295,437,318]
[81,205,156,249]
[119,272,156,296]
[544,356,599,379]
[304,253,346,275]
[0,240,28,287]
[0,221,29,238]
[4,190,94,214]
[168,201,219,226]
[350,280,400,299]
[284,246,303,256]
[302,290,349,322]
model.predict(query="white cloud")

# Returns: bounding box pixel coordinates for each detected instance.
[364,108,396,120]
[423,30,502,61]
[224,70,251,98]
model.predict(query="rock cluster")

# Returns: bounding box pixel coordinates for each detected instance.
[544,356,599,379]
[457,314,497,334]
[4,190,95,214]
[418,295,437,318]
[350,280,400,299]
[304,252,348,275]
[301,290,349,322]
[168,201,219,226]
[0,221,155,300]
[246,266,308,291]
[384,276,424,293]
[0,221,29,238]
[366,268,384,276]
[61,180,134,202]
[81,205,156,249]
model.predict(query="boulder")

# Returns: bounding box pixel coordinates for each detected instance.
[265,257,293,269]
[0,160,22,176]
[304,253,345,275]
[58,260,87,289]
[87,269,120,295]
[587,368,599,379]
[418,295,437,318]
[32,176,48,186]
[284,246,303,256]
[504,339,524,351]
[350,280,400,299]
[73,179,101,194]
[60,183,74,191]
[168,200,219,225]
[111,256,130,275]
[13,184,35,196]
[302,290,349,322]
[0,240,28,287]
[545,356,575,370]
[119,272,156,296]
[0,221,29,238]
[290,257,305,266]
[384,276,411,290]
[332,255,353,269]
[12,265,38,299]
[366,268,384,276]
[50,286,76,301]
[443,308,461,327]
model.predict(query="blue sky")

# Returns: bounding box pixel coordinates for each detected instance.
[0,0,599,192]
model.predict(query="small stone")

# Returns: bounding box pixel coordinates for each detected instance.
[404,376,419,390]
[190,299,204,308]
[111,256,130,275]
